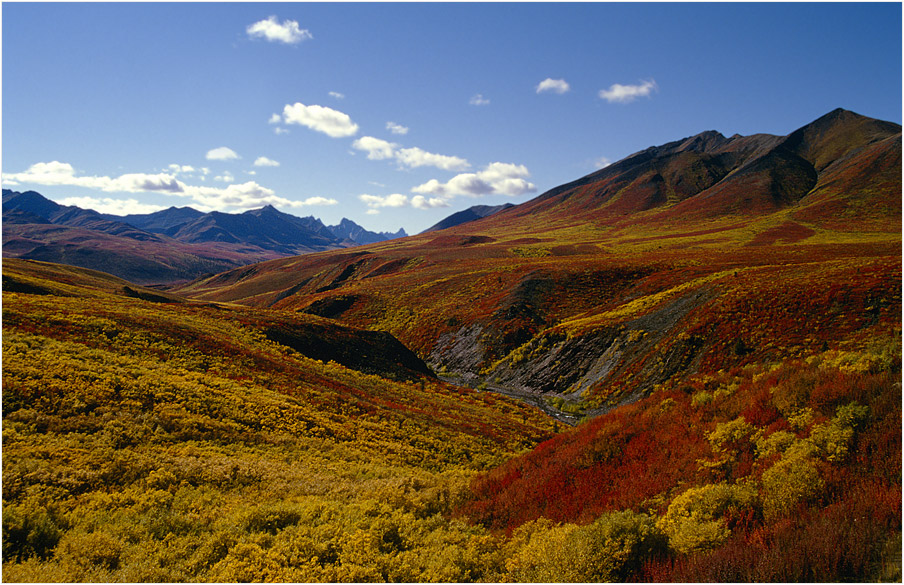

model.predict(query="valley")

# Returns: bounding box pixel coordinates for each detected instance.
[2,108,900,581]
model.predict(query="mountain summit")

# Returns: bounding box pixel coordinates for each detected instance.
[507,108,900,230]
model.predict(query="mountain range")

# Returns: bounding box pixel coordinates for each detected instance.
[176,107,900,410]
[2,190,407,284]
[2,107,900,581]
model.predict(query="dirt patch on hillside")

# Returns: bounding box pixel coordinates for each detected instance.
[747,221,815,246]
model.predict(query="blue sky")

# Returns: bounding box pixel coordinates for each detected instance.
[3,2,901,234]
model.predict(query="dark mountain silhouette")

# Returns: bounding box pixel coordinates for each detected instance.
[166,205,343,254]
[422,203,515,233]
[328,218,408,245]
[112,206,206,235]
[3,190,163,241]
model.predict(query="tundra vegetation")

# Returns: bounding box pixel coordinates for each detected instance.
[3,110,901,581]
[3,237,899,583]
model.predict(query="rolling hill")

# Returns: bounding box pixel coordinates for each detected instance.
[3,108,900,581]
[174,108,901,415]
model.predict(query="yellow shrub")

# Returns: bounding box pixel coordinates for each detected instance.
[504,511,665,582]
[657,482,759,554]
[761,441,822,521]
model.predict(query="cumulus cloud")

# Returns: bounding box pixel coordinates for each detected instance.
[412,162,536,198]
[206,146,240,161]
[2,161,184,194]
[268,113,282,124]
[167,164,195,175]
[282,102,359,138]
[215,172,235,183]
[469,94,490,106]
[57,196,166,216]
[274,127,290,135]
[2,160,335,212]
[359,193,409,209]
[351,137,469,172]
[395,147,470,171]
[246,16,312,44]
[599,79,658,103]
[352,136,399,160]
[329,91,345,100]
[386,121,409,135]
[536,78,570,94]
[411,195,451,209]
[253,156,280,167]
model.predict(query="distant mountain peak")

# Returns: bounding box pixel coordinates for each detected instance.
[423,203,515,233]
[327,217,407,245]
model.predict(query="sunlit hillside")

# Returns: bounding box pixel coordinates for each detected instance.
[3,108,900,582]
[2,259,557,582]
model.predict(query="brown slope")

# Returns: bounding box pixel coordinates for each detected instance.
[497,108,899,229]
[2,222,286,285]
[171,109,900,419]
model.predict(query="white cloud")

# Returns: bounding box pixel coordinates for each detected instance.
[395,147,470,171]
[282,102,359,138]
[469,94,490,106]
[167,164,195,175]
[254,156,280,167]
[274,127,290,135]
[215,172,235,183]
[351,137,469,172]
[246,16,312,45]
[598,79,658,103]
[412,162,536,198]
[206,146,240,161]
[2,160,333,212]
[57,196,167,216]
[359,193,409,209]
[594,156,612,169]
[268,113,282,124]
[298,196,338,206]
[386,121,409,135]
[411,195,450,209]
[329,91,345,100]
[1,161,184,194]
[352,136,398,160]
[536,78,570,94]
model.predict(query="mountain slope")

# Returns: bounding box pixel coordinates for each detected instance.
[175,109,901,418]
[422,204,515,233]
[502,108,900,230]
[113,206,206,235]
[2,258,556,582]
[4,107,899,582]
[168,205,343,253]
